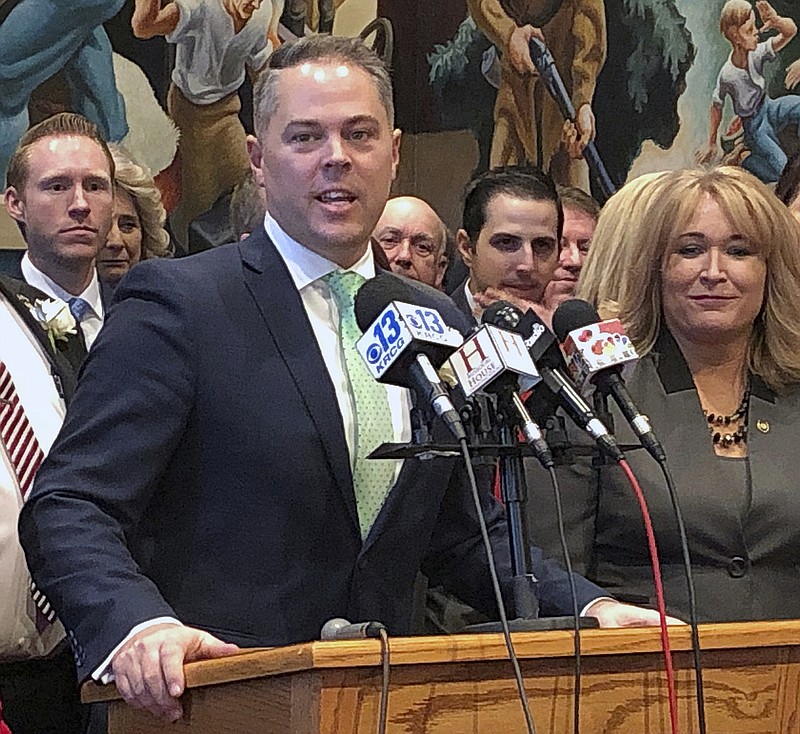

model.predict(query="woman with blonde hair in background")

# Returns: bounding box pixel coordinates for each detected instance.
[97,144,172,290]
[528,165,800,622]
[576,171,668,316]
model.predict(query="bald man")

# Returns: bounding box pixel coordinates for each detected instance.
[372,196,450,289]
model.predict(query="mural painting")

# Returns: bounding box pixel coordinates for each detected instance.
[1,0,799,248]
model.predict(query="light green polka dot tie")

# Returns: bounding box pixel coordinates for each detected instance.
[324,270,396,538]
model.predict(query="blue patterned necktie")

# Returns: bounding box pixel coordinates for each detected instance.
[68,297,91,323]
[323,270,395,538]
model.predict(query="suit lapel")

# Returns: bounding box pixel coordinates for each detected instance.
[449,278,476,323]
[238,230,360,536]
[0,275,81,401]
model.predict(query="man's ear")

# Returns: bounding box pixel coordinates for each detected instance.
[456,228,474,268]
[4,186,25,225]
[390,128,402,180]
[434,248,451,289]
[246,135,266,189]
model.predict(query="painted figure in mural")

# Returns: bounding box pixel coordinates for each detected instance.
[132,0,282,248]
[698,0,800,183]
[0,0,128,184]
[467,0,606,190]
[281,0,334,37]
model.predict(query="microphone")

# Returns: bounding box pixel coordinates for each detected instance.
[354,275,467,441]
[487,302,624,463]
[552,299,666,462]
[448,303,552,467]
[321,617,387,641]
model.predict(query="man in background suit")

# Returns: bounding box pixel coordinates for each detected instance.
[4,113,114,349]
[0,274,85,734]
[452,166,560,323]
[372,196,452,289]
[20,35,664,724]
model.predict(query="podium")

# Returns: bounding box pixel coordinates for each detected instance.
[83,621,800,733]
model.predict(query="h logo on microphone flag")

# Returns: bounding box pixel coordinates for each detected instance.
[448,325,540,397]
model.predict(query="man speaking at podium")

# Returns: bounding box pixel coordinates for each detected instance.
[19,35,663,723]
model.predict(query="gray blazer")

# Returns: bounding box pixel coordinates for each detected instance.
[526,329,800,622]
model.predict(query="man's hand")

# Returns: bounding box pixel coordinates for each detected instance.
[474,286,552,326]
[508,25,545,75]
[562,105,596,159]
[111,623,240,722]
[586,598,684,628]
[756,1,779,32]
[786,59,800,89]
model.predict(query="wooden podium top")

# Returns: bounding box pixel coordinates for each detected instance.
[82,619,800,703]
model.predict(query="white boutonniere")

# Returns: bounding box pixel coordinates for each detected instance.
[18,295,77,350]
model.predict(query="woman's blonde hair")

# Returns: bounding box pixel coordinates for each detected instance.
[109,144,172,260]
[597,166,800,392]
[577,171,669,317]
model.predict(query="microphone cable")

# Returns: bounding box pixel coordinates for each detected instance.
[658,459,707,734]
[619,459,679,734]
[459,437,537,734]
[547,466,582,734]
[377,627,390,734]
[320,618,390,733]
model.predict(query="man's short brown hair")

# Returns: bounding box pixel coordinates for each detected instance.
[556,185,601,221]
[6,112,115,192]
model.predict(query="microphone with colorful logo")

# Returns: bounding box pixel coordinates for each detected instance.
[552,299,665,462]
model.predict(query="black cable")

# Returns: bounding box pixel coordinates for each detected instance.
[547,466,581,734]
[377,628,390,734]
[459,438,537,734]
[658,459,707,734]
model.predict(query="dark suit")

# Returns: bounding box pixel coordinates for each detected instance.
[19,228,604,679]
[0,275,84,397]
[0,275,87,734]
[526,328,800,622]
[448,277,474,322]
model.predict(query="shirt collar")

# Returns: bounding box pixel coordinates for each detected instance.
[464,278,482,321]
[653,326,774,403]
[263,211,375,290]
[21,253,104,318]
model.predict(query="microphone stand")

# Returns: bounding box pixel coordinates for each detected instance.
[466,390,596,632]
[497,413,540,620]
[591,390,616,468]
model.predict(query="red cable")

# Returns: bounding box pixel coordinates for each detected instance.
[619,459,680,734]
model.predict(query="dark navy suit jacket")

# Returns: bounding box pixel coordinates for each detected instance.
[19,228,603,678]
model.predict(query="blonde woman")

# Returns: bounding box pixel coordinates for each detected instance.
[576,171,668,315]
[97,145,172,289]
[528,166,800,622]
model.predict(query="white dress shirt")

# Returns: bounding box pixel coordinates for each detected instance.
[0,295,66,661]
[264,211,412,468]
[21,254,104,349]
[463,278,482,321]
[94,213,411,681]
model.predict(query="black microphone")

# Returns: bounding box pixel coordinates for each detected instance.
[354,274,468,441]
[321,617,387,640]
[551,299,666,462]
[486,302,624,463]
